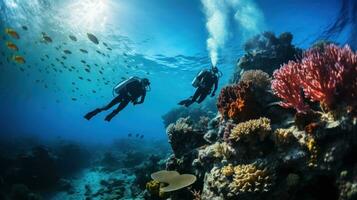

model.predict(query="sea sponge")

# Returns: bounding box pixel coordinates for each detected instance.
[229,118,272,143]
[217,82,261,122]
[150,170,196,193]
[229,163,272,195]
[239,70,272,91]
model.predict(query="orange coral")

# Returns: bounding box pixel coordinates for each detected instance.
[305,122,321,135]
[228,98,245,119]
[217,82,261,122]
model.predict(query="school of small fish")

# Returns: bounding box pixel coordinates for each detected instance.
[0,26,151,104]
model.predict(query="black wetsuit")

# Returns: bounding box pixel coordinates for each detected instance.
[84,79,146,121]
[179,70,218,107]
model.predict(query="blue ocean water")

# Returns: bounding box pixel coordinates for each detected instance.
[0,0,347,144]
[1,1,357,200]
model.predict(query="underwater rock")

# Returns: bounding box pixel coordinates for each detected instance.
[232,31,302,81]
[99,152,121,171]
[10,184,42,200]
[54,142,91,176]
[58,178,75,194]
[92,178,125,199]
[8,146,59,190]
[123,150,147,168]
[162,104,215,128]
[166,117,208,157]
[132,154,165,191]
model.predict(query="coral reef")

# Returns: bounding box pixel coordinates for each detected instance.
[54,141,91,176]
[217,82,262,122]
[167,117,208,157]
[232,31,301,82]
[132,154,165,192]
[203,163,273,199]
[228,117,271,144]
[238,69,272,91]
[150,170,197,192]
[163,41,357,200]
[9,146,59,189]
[162,103,216,128]
[84,178,126,200]
[272,44,357,113]
[99,152,122,172]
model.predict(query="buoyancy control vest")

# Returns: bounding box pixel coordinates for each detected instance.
[113,76,140,95]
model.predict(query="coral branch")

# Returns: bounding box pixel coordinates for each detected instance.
[271,44,357,113]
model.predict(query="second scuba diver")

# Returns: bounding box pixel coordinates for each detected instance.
[84,77,151,122]
[178,66,221,107]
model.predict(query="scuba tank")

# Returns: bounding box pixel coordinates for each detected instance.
[113,76,140,96]
[191,69,207,88]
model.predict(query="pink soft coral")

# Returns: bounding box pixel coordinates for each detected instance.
[271,61,309,113]
[272,44,357,113]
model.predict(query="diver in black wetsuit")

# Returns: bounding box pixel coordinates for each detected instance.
[178,66,220,107]
[84,77,150,122]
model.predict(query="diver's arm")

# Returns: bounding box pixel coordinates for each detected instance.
[211,77,218,96]
[136,91,146,104]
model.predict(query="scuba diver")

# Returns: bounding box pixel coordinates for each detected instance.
[84,77,151,122]
[178,66,221,107]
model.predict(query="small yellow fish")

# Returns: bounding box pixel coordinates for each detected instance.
[5,28,20,39]
[12,55,25,64]
[6,41,18,51]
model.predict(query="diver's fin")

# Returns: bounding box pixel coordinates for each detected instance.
[84,108,101,120]
[105,111,117,122]
[178,99,193,107]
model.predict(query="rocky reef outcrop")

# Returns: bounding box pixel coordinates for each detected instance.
[0,140,92,199]
[232,32,302,83]
[162,99,216,128]
[161,40,357,200]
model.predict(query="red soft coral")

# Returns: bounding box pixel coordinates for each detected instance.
[272,44,357,113]
[271,61,310,113]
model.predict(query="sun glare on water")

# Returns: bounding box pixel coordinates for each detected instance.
[65,0,110,32]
